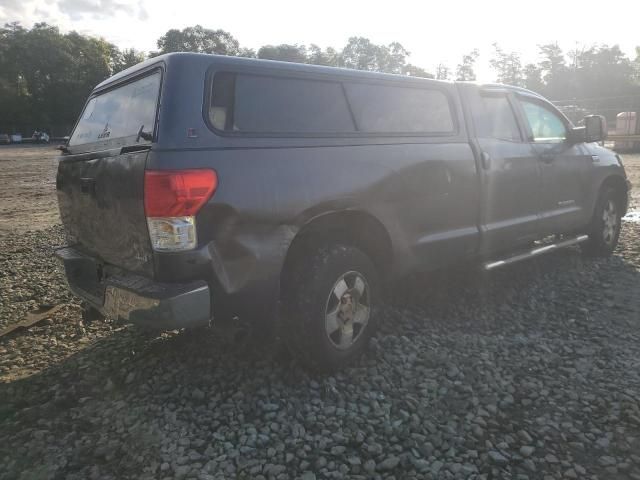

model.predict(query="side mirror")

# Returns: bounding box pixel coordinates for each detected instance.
[584,115,607,143]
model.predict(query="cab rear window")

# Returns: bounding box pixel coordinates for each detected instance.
[69,71,161,148]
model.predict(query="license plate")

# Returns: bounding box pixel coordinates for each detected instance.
[103,286,159,321]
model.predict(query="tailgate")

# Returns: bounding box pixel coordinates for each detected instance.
[56,149,153,275]
[55,69,163,276]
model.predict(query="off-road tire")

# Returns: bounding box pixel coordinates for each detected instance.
[282,244,379,372]
[581,187,622,257]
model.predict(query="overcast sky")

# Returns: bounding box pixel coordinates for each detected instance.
[2,0,639,81]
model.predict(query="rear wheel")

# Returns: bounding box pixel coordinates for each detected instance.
[282,244,379,372]
[582,187,622,256]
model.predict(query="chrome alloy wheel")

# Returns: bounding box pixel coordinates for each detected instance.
[602,199,618,246]
[324,271,370,350]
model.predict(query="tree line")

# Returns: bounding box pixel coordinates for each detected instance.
[1,22,639,135]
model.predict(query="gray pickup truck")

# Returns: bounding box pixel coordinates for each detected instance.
[55,53,630,370]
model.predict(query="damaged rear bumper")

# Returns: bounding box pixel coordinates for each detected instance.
[55,246,211,329]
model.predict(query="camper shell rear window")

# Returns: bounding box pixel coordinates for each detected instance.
[69,70,162,150]
[207,71,455,136]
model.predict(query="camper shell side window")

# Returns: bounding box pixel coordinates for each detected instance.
[206,70,457,137]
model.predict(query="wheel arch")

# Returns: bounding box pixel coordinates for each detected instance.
[280,210,393,293]
[599,174,629,216]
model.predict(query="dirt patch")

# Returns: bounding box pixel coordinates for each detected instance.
[0,145,61,235]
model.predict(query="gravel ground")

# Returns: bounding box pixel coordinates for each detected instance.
[0,147,639,480]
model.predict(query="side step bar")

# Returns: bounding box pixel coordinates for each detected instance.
[483,234,589,271]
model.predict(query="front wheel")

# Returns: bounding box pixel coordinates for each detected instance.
[582,187,622,257]
[282,244,379,372]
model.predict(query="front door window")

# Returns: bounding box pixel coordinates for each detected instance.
[520,100,567,142]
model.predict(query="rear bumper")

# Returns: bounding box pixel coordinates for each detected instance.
[55,246,211,329]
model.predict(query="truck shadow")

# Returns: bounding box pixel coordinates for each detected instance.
[387,245,640,336]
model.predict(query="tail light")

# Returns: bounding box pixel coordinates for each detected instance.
[144,169,217,252]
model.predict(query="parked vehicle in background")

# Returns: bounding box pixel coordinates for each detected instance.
[55,53,630,371]
[32,130,50,143]
[9,133,22,143]
[0,134,10,144]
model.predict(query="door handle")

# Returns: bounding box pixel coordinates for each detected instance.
[481,151,491,170]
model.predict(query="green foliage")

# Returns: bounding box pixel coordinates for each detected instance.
[456,49,479,81]
[523,63,544,92]
[307,45,340,67]
[491,42,640,104]
[154,25,243,56]
[1,21,639,135]
[341,37,410,74]
[493,42,640,123]
[436,63,450,80]
[538,43,566,84]
[113,48,146,74]
[252,37,433,78]
[490,43,523,86]
[0,22,117,134]
[402,64,434,79]
[573,45,635,97]
[258,44,308,63]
